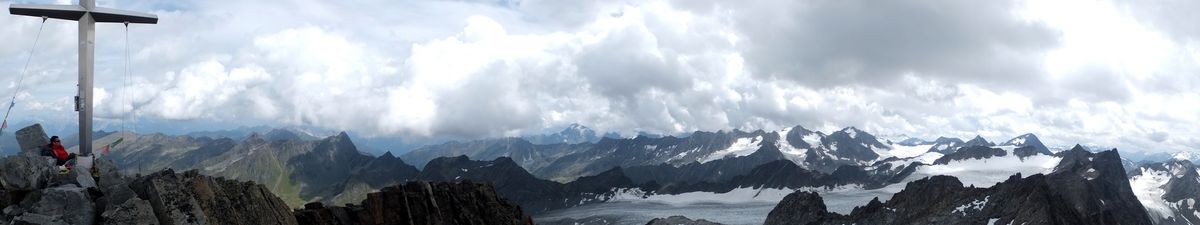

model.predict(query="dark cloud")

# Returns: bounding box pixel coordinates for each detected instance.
[695,0,1058,88]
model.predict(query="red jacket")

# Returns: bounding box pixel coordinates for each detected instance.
[51,144,68,161]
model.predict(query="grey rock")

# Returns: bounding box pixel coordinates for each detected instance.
[93,159,123,189]
[0,155,56,191]
[645,215,724,225]
[18,186,94,225]
[181,170,297,225]
[130,169,207,225]
[101,198,159,225]
[15,124,48,156]
[130,169,299,225]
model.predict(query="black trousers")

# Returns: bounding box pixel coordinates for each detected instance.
[56,153,76,166]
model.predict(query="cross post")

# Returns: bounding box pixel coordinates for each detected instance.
[9,0,156,162]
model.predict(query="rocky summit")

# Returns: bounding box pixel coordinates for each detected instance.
[293,180,534,225]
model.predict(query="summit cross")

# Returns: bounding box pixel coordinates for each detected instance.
[9,0,157,158]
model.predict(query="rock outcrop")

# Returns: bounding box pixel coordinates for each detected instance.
[764,145,1153,225]
[294,180,534,225]
[129,169,297,225]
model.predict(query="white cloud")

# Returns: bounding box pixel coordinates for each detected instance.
[0,0,1197,153]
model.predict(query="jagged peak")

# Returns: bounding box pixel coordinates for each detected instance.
[962,135,993,147]
[379,151,396,159]
[1069,144,1087,152]
[790,125,814,133]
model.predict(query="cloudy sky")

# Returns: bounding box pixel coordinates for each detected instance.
[1,0,1198,153]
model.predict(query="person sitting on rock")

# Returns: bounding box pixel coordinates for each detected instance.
[47,136,75,168]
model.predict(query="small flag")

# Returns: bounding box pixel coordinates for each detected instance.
[111,137,124,147]
[101,145,110,155]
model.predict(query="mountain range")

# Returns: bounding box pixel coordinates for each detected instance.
[65,124,1199,224]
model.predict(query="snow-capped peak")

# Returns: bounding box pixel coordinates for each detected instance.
[1002,133,1039,146]
[842,127,860,139]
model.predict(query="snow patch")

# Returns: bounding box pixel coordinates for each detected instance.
[1009,137,1026,146]
[952,196,989,216]
[802,133,822,148]
[776,129,808,165]
[987,218,1000,225]
[699,136,763,163]
[1131,167,1173,219]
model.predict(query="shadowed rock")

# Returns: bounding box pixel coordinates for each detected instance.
[294,180,533,225]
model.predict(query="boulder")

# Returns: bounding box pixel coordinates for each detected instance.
[15,124,48,156]
[101,198,159,225]
[0,155,56,191]
[16,186,94,225]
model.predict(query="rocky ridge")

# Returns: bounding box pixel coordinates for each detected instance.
[293,180,533,225]
[764,145,1152,225]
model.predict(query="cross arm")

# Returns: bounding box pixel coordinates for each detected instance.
[90,7,157,24]
[9,4,87,21]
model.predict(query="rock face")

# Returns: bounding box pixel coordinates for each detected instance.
[129,169,297,225]
[764,145,1153,225]
[645,215,724,225]
[293,181,534,225]
[932,145,1007,165]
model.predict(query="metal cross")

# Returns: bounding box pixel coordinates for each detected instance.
[10,0,157,157]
